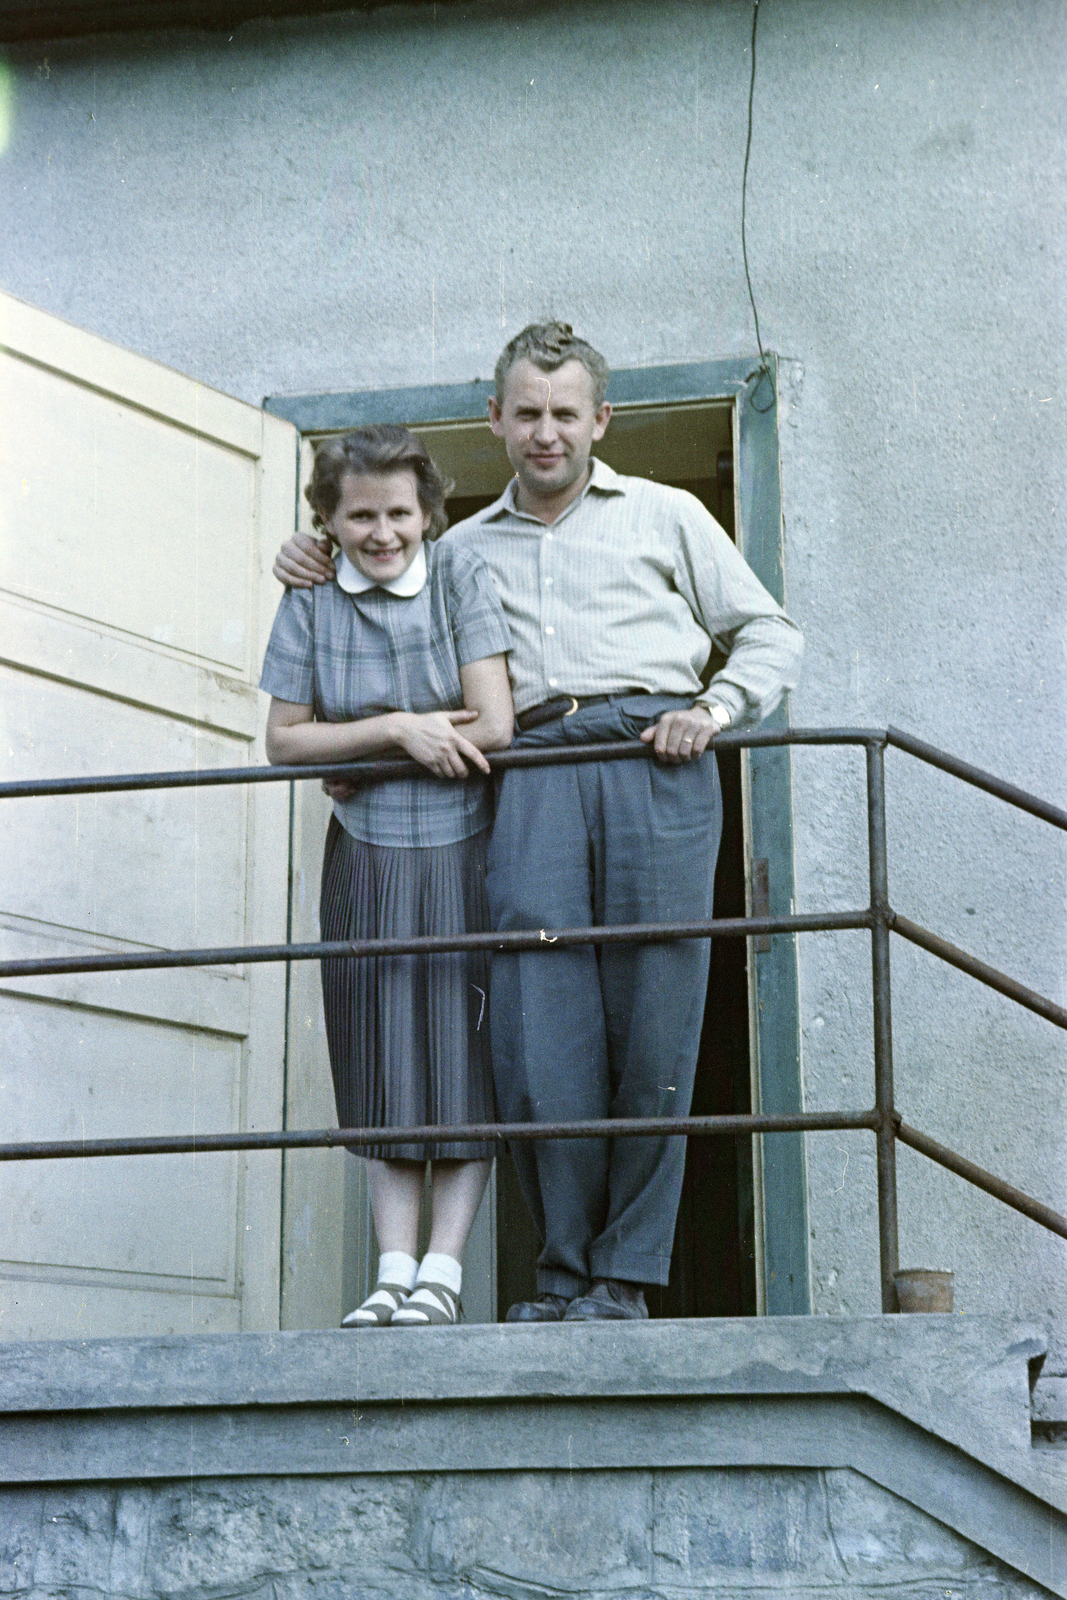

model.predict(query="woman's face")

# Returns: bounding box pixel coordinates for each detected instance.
[325,470,431,584]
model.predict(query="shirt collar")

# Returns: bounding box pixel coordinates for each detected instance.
[335,544,428,597]
[484,457,627,522]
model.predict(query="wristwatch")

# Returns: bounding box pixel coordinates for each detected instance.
[701,703,732,733]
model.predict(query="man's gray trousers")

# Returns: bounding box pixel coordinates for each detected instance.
[486,695,723,1297]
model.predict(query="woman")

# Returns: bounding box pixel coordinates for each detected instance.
[260,426,512,1326]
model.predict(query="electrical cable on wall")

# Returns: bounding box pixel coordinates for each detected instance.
[742,0,775,412]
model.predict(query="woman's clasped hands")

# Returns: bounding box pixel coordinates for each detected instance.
[392,708,492,779]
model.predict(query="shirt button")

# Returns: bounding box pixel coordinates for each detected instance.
[544,626,555,636]
[544,577,553,586]
[545,531,553,541]
[548,677,558,687]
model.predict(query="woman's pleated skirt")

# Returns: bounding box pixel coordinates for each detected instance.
[319,815,496,1161]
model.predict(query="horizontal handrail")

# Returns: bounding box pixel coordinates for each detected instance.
[0,740,649,800]
[0,909,870,981]
[887,725,1067,831]
[7,1109,1063,1251]
[0,726,881,801]
[5,727,1063,835]
[896,1120,1067,1240]
[9,908,1064,1043]
[892,914,1067,1031]
[0,1109,881,1163]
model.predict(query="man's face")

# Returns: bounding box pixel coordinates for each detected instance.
[488,358,611,504]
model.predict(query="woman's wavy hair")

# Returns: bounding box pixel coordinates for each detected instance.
[305,425,453,540]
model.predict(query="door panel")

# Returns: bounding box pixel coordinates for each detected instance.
[1,670,250,948]
[0,351,258,669]
[0,289,295,1339]
[1,1001,240,1286]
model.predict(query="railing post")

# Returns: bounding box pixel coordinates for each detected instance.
[866,738,900,1311]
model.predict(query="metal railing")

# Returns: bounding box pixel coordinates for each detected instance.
[2,724,1065,1314]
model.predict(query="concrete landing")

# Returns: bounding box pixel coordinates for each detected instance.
[1,1315,1064,1597]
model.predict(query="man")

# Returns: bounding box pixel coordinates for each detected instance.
[274,321,803,1322]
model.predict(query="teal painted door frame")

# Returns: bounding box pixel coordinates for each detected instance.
[266,356,810,1316]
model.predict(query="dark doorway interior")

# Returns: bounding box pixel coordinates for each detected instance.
[646,467,756,1320]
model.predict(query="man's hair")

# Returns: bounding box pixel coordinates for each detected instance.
[494,321,610,407]
[304,425,453,540]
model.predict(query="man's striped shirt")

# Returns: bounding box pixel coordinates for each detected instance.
[441,459,803,723]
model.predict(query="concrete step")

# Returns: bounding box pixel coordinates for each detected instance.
[0,1315,1064,1597]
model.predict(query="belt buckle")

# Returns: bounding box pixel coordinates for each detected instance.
[561,696,580,717]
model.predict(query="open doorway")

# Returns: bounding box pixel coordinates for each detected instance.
[413,401,757,1320]
[275,360,806,1323]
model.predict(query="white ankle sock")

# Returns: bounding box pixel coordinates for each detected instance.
[377,1251,419,1291]
[417,1252,462,1295]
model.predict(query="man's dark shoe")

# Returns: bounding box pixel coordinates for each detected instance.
[504,1293,572,1323]
[563,1278,648,1321]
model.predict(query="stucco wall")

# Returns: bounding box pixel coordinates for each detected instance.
[1,0,1064,1333]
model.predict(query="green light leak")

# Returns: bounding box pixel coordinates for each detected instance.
[0,61,13,156]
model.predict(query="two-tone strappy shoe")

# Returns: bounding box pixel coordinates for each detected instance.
[390,1281,462,1326]
[340,1283,412,1328]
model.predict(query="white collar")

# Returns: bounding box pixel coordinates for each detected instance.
[335,544,428,597]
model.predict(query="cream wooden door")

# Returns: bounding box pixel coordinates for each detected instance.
[0,290,295,1338]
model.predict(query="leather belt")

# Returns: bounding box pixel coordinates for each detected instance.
[515,693,633,733]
